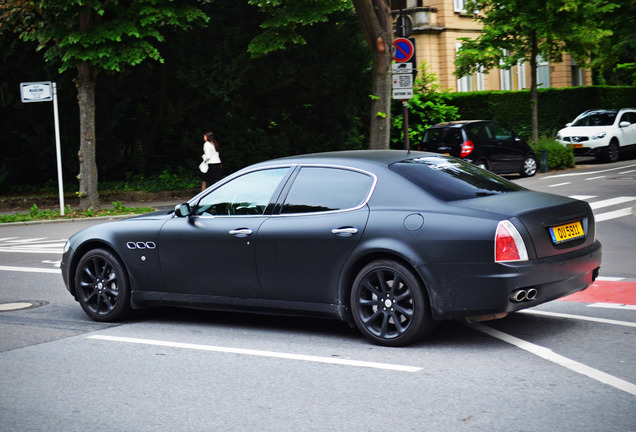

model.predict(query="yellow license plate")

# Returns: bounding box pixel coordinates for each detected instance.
[550,221,585,244]
[568,143,583,148]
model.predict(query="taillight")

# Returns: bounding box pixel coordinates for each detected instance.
[495,220,528,262]
[460,140,474,157]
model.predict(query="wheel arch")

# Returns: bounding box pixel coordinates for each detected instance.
[68,240,133,300]
[338,248,433,324]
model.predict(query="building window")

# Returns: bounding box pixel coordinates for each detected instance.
[456,43,484,92]
[537,55,551,88]
[571,61,583,86]
[500,50,527,90]
[454,0,468,13]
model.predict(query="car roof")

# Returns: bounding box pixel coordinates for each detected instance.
[428,120,491,129]
[262,150,427,169]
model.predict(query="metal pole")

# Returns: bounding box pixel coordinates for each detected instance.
[52,82,65,215]
[403,100,410,152]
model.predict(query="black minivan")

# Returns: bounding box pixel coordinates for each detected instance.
[420,120,537,177]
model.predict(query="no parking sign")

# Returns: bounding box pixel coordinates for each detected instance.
[393,38,414,63]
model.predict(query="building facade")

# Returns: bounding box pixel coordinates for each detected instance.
[390,0,591,92]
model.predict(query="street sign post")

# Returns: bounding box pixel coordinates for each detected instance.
[393,38,414,63]
[20,82,65,215]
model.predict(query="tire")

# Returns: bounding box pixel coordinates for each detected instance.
[74,248,131,322]
[475,159,489,171]
[520,155,537,177]
[350,259,434,346]
[604,140,619,163]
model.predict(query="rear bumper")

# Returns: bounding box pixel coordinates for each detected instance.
[418,240,602,320]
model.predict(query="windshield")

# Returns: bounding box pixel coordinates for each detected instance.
[390,156,525,202]
[572,111,617,127]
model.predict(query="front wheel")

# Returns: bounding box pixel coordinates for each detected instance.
[350,259,435,346]
[604,140,619,163]
[74,248,131,322]
[520,156,537,177]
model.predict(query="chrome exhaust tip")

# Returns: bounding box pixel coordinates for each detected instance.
[525,288,538,300]
[509,289,527,303]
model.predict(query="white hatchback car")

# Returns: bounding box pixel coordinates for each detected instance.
[556,108,636,162]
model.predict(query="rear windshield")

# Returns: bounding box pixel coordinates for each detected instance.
[572,111,617,127]
[389,156,524,202]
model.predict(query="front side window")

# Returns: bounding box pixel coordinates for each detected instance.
[194,167,290,216]
[281,167,374,214]
[488,123,514,141]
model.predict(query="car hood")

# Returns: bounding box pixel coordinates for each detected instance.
[558,125,614,135]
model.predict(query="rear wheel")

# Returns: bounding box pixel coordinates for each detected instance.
[520,155,537,177]
[475,159,489,171]
[74,248,131,322]
[350,259,434,346]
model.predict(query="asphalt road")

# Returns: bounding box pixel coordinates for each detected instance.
[0,160,634,431]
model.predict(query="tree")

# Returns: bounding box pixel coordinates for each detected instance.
[0,0,208,210]
[454,0,617,142]
[248,0,393,150]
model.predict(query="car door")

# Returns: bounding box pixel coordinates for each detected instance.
[255,166,374,304]
[158,167,291,299]
[618,111,636,145]
[486,122,524,171]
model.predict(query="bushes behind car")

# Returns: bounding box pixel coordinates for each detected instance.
[531,138,575,171]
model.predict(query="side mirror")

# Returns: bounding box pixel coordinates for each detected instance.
[619,121,631,128]
[565,122,573,127]
[174,203,191,218]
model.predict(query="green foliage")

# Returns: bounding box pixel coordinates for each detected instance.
[456,0,618,78]
[7,0,210,73]
[531,138,575,171]
[0,202,154,224]
[391,63,460,148]
[446,86,636,141]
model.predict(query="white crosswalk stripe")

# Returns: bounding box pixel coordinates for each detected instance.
[0,237,66,254]
[568,195,636,222]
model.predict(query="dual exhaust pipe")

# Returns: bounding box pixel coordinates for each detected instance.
[509,288,538,303]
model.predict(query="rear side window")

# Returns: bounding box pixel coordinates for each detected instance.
[281,167,374,214]
[422,128,444,145]
[390,156,524,202]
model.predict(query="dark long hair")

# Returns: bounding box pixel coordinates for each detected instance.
[204,131,219,152]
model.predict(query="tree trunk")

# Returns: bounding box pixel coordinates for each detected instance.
[352,0,393,149]
[529,31,539,143]
[76,62,100,211]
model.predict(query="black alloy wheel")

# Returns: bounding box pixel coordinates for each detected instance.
[75,248,131,322]
[350,259,434,346]
[475,159,489,171]
[520,156,537,177]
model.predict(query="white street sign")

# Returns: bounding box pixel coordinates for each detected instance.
[392,73,413,89]
[392,89,413,99]
[392,63,413,74]
[20,82,53,103]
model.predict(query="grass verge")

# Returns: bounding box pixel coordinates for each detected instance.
[0,201,155,224]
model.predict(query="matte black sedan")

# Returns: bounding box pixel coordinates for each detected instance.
[61,151,601,346]
[420,120,537,177]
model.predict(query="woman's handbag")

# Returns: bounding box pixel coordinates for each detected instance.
[199,161,209,173]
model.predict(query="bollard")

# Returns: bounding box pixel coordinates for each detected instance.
[540,149,548,173]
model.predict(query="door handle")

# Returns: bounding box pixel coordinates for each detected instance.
[331,227,358,237]
[229,229,253,237]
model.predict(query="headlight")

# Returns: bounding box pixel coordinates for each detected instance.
[556,133,562,140]
[592,132,606,140]
[63,241,70,254]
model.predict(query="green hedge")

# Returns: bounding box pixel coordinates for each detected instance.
[447,86,636,140]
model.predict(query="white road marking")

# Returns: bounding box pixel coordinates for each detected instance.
[520,309,636,328]
[569,195,596,201]
[585,176,606,181]
[543,163,636,179]
[587,303,636,311]
[0,265,60,274]
[589,196,636,209]
[595,207,633,222]
[596,276,624,281]
[87,335,422,373]
[472,323,636,396]
[619,169,636,174]
[548,182,571,187]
